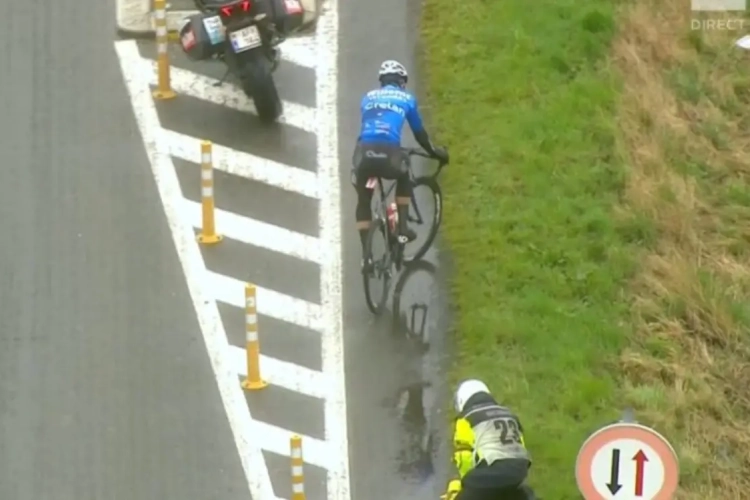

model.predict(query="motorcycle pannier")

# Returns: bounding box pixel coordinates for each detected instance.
[268,0,306,34]
[179,13,226,61]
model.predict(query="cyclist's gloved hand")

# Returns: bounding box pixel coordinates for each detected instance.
[433,146,449,164]
[444,479,462,500]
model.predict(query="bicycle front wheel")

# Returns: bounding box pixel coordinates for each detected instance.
[363,218,393,314]
[403,175,443,263]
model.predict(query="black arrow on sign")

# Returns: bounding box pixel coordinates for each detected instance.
[606,448,622,495]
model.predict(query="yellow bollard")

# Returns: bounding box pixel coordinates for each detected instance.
[241,284,268,391]
[196,141,223,244]
[290,435,305,500]
[152,0,176,100]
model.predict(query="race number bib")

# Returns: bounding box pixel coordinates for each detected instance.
[493,417,522,445]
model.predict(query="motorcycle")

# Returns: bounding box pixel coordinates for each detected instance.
[179,0,306,123]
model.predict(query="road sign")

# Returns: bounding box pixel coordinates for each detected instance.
[576,422,679,500]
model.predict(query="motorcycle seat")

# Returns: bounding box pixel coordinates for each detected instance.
[203,0,239,5]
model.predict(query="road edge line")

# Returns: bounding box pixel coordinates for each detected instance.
[114,39,276,500]
[315,1,352,499]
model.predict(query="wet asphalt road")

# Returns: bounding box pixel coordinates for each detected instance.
[0,1,251,499]
[129,4,331,495]
[0,0,452,497]
[134,0,455,497]
[338,0,454,499]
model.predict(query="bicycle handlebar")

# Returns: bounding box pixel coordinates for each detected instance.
[403,147,431,157]
[402,147,449,173]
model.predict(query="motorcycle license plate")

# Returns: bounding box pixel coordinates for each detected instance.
[229,25,262,53]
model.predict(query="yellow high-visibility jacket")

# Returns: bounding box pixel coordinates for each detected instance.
[452,405,529,479]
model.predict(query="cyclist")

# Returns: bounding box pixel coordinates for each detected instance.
[352,60,449,270]
[445,379,532,500]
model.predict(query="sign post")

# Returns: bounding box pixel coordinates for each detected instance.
[575,411,679,500]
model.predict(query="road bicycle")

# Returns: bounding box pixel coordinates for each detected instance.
[362,147,447,314]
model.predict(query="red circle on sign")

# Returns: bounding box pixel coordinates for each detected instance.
[575,423,679,500]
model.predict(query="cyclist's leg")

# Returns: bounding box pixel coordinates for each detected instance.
[396,154,415,241]
[453,470,491,500]
[379,148,414,242]
[352,143,376,255]
[462,460,530,500]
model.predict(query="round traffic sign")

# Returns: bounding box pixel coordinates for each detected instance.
[575,423,679,500]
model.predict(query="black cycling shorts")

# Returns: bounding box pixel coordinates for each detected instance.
[351,142,409,188]
[456,459,533,500]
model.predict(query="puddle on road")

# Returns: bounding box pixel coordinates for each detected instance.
[350,154,454,500]
[378,258,453,498]
[393,381,435,482]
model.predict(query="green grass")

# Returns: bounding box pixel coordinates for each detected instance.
[422,0,750,496]
[420,0,631,497]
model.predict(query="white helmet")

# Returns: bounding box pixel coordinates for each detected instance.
[454,379,491,413]
[378,60,408,84]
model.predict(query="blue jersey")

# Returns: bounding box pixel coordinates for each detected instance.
[358,85,425,145]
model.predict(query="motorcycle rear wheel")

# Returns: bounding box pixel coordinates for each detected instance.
[241,66,283,123]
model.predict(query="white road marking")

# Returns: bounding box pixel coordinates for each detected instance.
[180,199,321,263]
[316,0,351,498]
[116,1,349,495]
[250,420,333,469]
[115,39,275,500]
[116,0,151,34]
[142,60,318,133]
[165,129,320,199]
[277,36,317,70]
[163,10,195,32]
[206,271,322,332]
[116,1,196,34]
[228,345,331,400]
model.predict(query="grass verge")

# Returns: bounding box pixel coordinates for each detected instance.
[421,0,750,497]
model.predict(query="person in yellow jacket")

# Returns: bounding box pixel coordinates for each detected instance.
[445,379,533,500]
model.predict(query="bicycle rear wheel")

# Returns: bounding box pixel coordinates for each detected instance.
[363,218,393,314]
[403,175,443,263]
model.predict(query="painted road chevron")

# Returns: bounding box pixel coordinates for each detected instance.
[115,8,349,500]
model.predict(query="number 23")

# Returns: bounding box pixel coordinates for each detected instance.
[493,418,521,445]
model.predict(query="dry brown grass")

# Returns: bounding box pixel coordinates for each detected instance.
[615,1,750,497]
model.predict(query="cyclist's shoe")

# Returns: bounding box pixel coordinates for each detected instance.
[360,256,374,275]
[397,228,417,245]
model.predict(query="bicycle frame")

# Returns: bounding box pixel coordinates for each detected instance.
[365,175,405,225]
[365,177,401,265]
[361,147,448,313]
[364,152,437,228]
